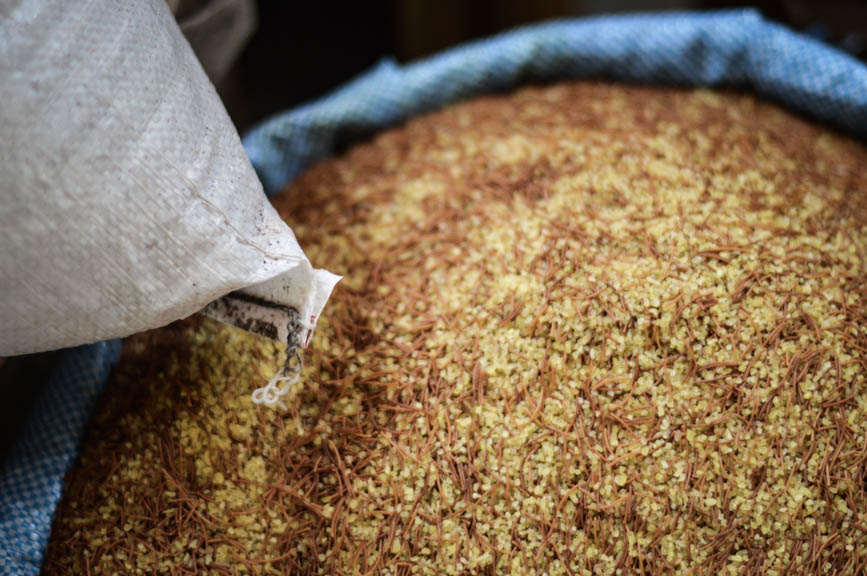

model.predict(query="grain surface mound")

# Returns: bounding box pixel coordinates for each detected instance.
[45,83,867,575]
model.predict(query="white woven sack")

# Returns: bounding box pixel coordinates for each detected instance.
[0,0,338,356]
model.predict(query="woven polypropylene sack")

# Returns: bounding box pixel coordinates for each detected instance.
[0,0,324,357]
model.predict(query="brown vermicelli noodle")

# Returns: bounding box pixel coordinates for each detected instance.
[45,83,867,575]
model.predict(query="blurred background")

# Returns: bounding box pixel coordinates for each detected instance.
[1,0,865,465]
[213,0,867,132]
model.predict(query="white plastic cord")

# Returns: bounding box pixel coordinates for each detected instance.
[251,311,306,410]
[250,370,299,411]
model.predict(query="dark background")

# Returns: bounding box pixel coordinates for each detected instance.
[2,0,866,468]
[222,0,867,132]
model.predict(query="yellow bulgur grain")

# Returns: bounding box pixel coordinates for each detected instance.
[45,83,867,575]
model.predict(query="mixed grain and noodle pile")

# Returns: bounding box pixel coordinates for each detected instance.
[45,83,867,575]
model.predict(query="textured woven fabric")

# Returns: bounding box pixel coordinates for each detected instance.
[3,9,867,575]
[0,341,121,575]
[245,9,867,195]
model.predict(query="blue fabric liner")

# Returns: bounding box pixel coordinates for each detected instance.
[2,9,866,575]
[244,9,867,196]
[1,342,121,575]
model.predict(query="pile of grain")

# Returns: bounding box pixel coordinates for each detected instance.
[46,83,867,575]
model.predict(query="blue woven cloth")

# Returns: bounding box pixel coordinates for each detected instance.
[0,342,121,575]
[245,9,867,195]
[3,9,866,575]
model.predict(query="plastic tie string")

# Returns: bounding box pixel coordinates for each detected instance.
[251,309,314,410]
